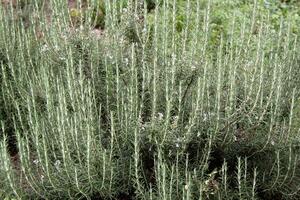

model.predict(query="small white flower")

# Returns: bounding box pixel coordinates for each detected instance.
[203,113,208,121]
[54,160,61,171]
[41,175,45,181]
[59,56,66,61]
[124,58,129,65]
[171,53,176,59]
[41,44,49,52]
[271,140,275,146]
[191,66,196,71]
[157,112,164,120]
[184,184,189,190]
[175,138,183,148]
[119,37,125,44]
[204,179,210,185]
[33,159,39,165]
[233,135,237,142]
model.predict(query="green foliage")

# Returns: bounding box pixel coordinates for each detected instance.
[0,0,300,199]
[89,0,106,28]
[292,97,300,137]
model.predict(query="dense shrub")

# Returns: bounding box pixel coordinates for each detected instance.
[0,0,299,199]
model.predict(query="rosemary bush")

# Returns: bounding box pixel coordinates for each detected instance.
[0,0,299,199]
